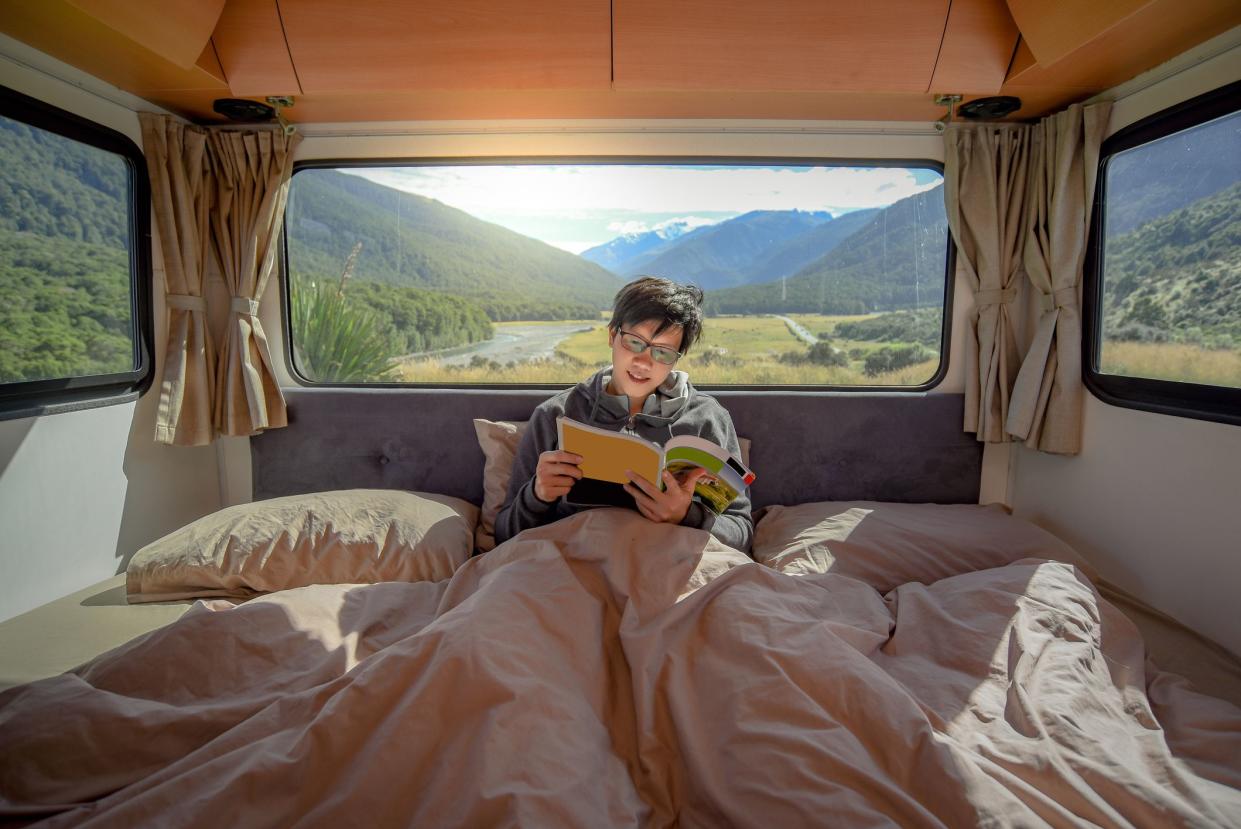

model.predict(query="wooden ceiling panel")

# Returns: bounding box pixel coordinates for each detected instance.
[613,0,950,92]
[1001,0,1241,99]
[0,1,230,94]
[212,0,301,97]
[195,43,228,86]
[928,0,1020,95]
[66,0,226,68]
[273,89,949,123]
[1005,0,1155,68]
[278,0,612,93]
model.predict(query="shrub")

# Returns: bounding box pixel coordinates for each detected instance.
[863,344,935,377]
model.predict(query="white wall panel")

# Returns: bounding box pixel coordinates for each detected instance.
[0,36,221,622]
[1010,34,1241,656]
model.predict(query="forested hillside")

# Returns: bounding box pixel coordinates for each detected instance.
[704,186,948,315]
[1103,181,1241,348]
[0,115,134,383]
[286,169,619,320]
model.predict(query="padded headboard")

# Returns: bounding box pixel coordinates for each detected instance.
[252,388,983,510]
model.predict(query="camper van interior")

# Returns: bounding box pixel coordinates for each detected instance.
[1,0,1239,824]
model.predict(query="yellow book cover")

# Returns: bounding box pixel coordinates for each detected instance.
[556,417,755,513]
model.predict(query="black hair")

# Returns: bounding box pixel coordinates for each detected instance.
[607,276,705,354]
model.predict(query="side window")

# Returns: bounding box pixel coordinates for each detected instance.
[283,161,951,389]
[1085,80,1241,425]
[0,86,151,419]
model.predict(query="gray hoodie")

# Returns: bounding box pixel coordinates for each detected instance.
[493,367,754,553]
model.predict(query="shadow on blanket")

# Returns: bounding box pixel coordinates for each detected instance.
[2,509,1239,827]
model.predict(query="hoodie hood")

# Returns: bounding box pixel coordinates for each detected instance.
[583,366,690,425]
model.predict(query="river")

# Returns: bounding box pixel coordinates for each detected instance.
[403,322,598,366]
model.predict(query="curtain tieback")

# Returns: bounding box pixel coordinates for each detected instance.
[1039,287,1077,313]
[166,294,206,312]
[974,285,1020,308]
[230,297,261,315]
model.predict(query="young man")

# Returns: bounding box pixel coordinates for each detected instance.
[493,277,753,552]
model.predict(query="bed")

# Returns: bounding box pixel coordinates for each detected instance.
[1,390,1238,826]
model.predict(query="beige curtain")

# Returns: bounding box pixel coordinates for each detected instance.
[139,113,215,446]
[944,125,1033,443]
[207,129,302,437]
[1007,102,1112,455]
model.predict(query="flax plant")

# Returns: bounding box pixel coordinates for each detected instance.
[291,242,398,382]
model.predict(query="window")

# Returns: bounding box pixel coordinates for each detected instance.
[1085,80,1241,425]
[0,86,151,419]
[284,160,951,388]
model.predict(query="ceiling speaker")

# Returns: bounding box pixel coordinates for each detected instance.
[958,96,1022,119]
[212,98,277,123]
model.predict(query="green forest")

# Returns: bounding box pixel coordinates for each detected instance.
[0,115,135,384]
[1102,182,1241,350]
[0,230,134,383]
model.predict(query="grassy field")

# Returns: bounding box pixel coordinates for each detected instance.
[390,315,1241,389]
[396,314,941,386]
[1100,341,1241,388]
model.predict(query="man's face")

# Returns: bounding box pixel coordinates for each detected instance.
[608,319,683,401]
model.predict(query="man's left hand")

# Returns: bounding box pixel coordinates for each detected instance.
[623,468,707,524]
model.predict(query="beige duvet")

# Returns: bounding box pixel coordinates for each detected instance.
[2,509,1238,827]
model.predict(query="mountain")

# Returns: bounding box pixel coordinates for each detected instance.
[745,208,880,283]
[0,115,129,247]
[1105,113,1239,237]
[703,186,948,315]
[1102,181,1241,347]
[286,170,621,320]
[579,220,708,273]
[629,209,835,290]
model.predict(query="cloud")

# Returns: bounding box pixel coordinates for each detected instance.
[346,164,941,216]
[605,216,719,235]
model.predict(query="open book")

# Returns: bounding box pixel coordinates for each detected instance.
[556,416,756,514]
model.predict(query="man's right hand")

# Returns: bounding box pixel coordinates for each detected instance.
[534,450,583,503]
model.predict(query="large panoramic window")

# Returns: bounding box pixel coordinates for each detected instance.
[1085,80,1241,424]
[284,161,949,387]
[0,86,150,419]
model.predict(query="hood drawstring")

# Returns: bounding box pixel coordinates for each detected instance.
[585,368,682,443]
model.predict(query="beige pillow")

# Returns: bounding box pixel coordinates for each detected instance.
[473,418,752,553]
[473,419,530,552]
[127,489,479,603]
[753,501,1094,592]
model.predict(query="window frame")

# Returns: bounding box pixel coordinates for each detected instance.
[281,156,954,392]
[0,85,154,421]
[1083,79,1241,428]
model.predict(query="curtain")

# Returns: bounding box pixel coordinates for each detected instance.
[207,129,302,437]
[139,113,215,446]
[944,125,1033,443]
[1007,102,1112,455]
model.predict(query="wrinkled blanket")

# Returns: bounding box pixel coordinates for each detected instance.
[2,510,1239,827]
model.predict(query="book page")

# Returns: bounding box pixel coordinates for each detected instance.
[665,434,756,486]
[558,418,661,485]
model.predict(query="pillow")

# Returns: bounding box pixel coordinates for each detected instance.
[126,489,479,603]
[474,419,529,552]
[753,501,1094,592]
[473,418,752,553]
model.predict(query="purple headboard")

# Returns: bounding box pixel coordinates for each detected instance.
[251,388,982,510]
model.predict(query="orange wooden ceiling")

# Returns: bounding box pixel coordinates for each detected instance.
[2,0,1239,125]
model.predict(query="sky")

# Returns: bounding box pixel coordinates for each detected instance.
[344,164,943,254]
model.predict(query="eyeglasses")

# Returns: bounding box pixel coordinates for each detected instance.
[617,330,682,365]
